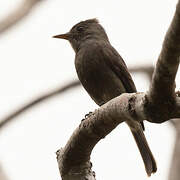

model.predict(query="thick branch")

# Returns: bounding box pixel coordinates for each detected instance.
[145,2,180,123]
[150,2,180,100]
[149,3,180,100]
[57,92,180,179]
[57,92,147,179]
[0,81,80,129]
[0,0,44,34]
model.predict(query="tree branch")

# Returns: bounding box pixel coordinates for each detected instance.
[149,3,180,100]
[145,2,180,123]
[0,80,81,129]
[57,93,180,179]
[0,65,154,130]
[0,0,44,35]
[57,92,147,179]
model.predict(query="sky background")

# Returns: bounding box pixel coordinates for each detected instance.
[0,0,179,179]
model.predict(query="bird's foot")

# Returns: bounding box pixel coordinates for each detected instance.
[85,111,93,119]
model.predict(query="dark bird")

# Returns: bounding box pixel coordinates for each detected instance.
[53,18,157,176]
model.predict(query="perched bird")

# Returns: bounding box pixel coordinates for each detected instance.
[53,18,157,176]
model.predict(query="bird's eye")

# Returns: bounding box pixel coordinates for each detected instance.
[77,26,84,32]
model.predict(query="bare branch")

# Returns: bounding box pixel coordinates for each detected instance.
[57,94,180,179]
[149,3,180,100]
[57,92,147,179]
[145,1,180,123]
[0,80,81,129]
[0,0,44,34]
[0,65,154,130]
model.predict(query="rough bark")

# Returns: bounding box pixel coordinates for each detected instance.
[57,92,146,179]
[145,1,180,123]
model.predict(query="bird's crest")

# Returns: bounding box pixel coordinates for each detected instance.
[71,18,99,31]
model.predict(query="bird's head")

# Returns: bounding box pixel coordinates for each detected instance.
[53,18,109,52]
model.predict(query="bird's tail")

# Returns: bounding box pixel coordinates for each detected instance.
[128,122,157,176]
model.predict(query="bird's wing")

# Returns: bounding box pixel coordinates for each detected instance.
[101,44,145,130]
[101,44,137,93]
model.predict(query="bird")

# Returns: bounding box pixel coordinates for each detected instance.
[53,18,157,176]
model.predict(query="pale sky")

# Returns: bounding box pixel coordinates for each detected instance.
[0,0,178,180]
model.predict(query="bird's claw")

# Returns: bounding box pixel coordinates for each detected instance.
[85,111,93,119]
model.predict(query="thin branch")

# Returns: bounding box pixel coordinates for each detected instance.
[0,0,44,35]
[0,80,81,129]
[0,66,154,130]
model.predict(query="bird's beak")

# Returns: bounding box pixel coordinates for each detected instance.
[53,32,71,40]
